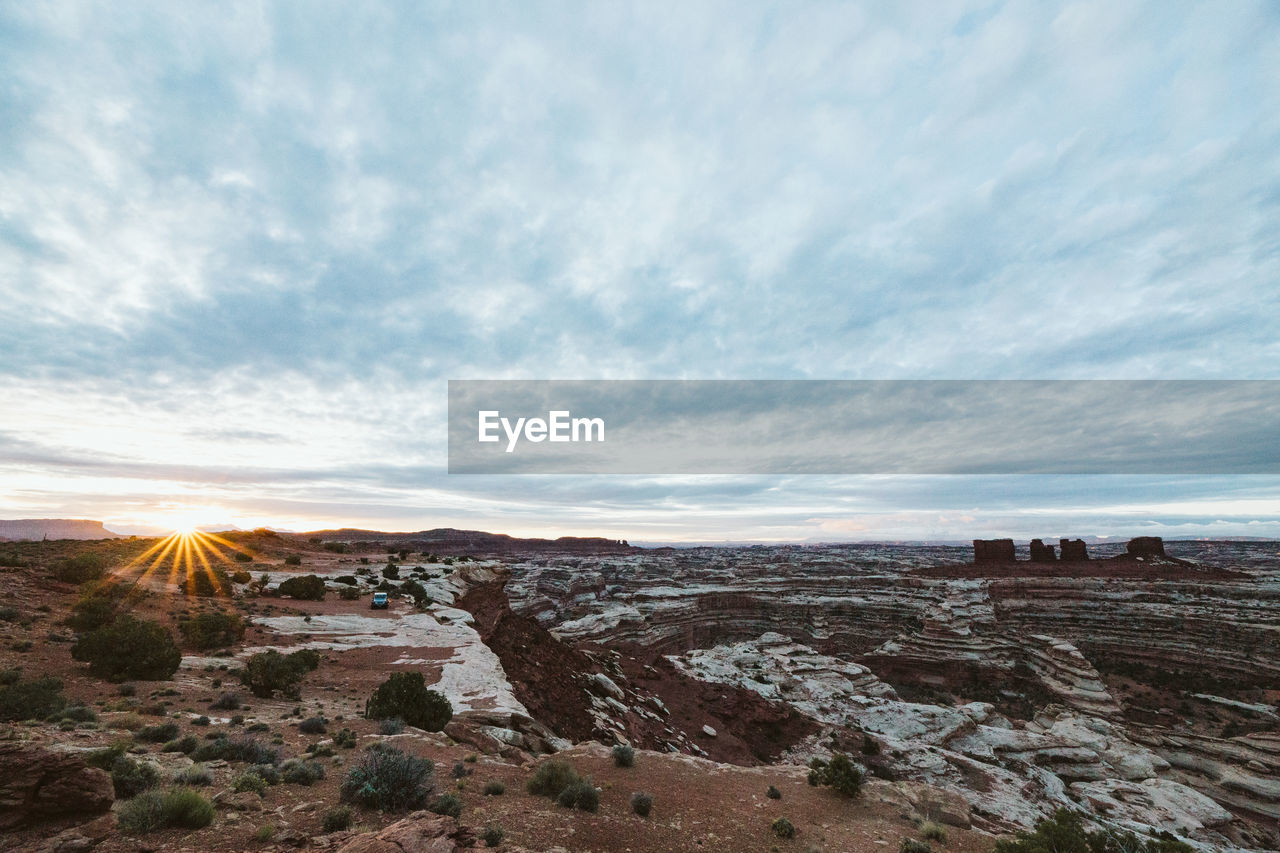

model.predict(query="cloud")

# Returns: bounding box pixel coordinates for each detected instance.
[0,1,1277,536]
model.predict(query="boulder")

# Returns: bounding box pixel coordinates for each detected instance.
[973,539,1015,562]
[336,812,473,853]
[0,743,114,829]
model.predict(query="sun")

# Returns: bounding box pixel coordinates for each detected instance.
[102,510,258,598]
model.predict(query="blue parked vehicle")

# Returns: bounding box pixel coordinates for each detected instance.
[370,591,389,609]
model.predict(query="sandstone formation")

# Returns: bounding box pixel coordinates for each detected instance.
[1060,538,1089,560]
[1030,538,1057,562]
[0,742,114,829]
[973,539,1015,561]
[1127,536,1167,557]
[0,519,123,541]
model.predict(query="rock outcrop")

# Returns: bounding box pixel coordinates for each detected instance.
[1030,539,1057,562]
[335,812,474,853]
[973,539,1016,561]
[1060,538,1089,561]
[0,742,114,829]
[1127,536,1167,557]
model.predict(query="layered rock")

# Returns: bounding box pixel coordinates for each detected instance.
[974,539,1016,561]
[0,742,114,829]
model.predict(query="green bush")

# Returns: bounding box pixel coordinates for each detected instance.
[111,756,160,798]
[334,728,358,748]
[772,817,796,839]
[298,715,326,734]
[283,554,302,566]
[66,596,119,632]
[429,793,461,818]
[137,720,180,742]
[483,780,505,795]
[117,788,214,833]
[53,553,108,584]
[322,806,353,832]
[807,752,863,797]
[556,778,599,812]
[921,821,947,843]
[766,784,782,800]
[339,586,360,601]
[0,676,66,721]
[281,758,325,785]
[173,763,214,786]
[901,840,931,853]
[527,758,581,798]
[162,735,199,754]
[178,611,244,650]
[612,744,635,767]
[378,717,404,735]
[340,743,434,812]
[278,574,324,599]
[191,735,279,765]
[481,825,504,848]
[234,551,253,563]
[365,672,452,732]
[232,772,268,796]
[239,649,319,699]
[71,616,181,682]
[180,566,233,597]
[85,741,131,769]
[994,809,1193,853]
[631,791,653,817]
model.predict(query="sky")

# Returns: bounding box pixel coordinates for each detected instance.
[1,1,1278,541]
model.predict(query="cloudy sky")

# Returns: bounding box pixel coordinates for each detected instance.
[1,1,1278,541]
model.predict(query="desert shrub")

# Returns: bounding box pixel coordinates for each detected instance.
[807,752,863,797]
[481,825,504,848]
[162,735,199,754]
[71,616,181,682]
[322,806,353,831]
[921,821,947,843]
[340,743,434,812]
[60,704,98,722]
[191,715,210,726]
[111,755,160,798]
[527,758,581,798]
[335,575,358,585]
[281,758,325,785]
[232,771,268,796]
[180,566,232,597]
[0,606,16,621]
[365,672,452,732]
[483,780,505,796]
[335,727,358,748]
[1,676,65,722]
[178,611,244,650]
[994,808,1192,853]
[0,668,20,686]
[53,553,108,584]
[901,841,931,853]
[298,715,327,734]
[451,760,470,779]
[767,785,782,800]
[278,573,324,600]
[234,551,253,563]
[254,824,275,841]
[210,691,241,710]
[772,817,796,839]
[239,649,319,699]
[378,717,404,735]
[137,720,181,742]
[283,555,302,566]
[173,763,214,786]
[381,565,399,580]
[861,733,881,755]
[612,744,635,768]
[161,788,214,829]
[84,741,130,770]
[307,743,336,758]
[429,793,462,818]
[556,778,599,812]
[66,596,119,632]
[339,586,360,601]
[191,734,279,765]
[631,791,653,817]
[250,763,281,784]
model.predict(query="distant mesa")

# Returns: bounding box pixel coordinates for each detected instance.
[0,519,124,541]
[298,526,634,556]
[1126,536,1166,557]
[972,538,1015,561]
